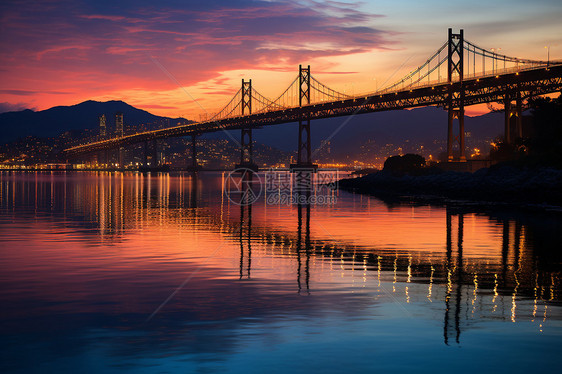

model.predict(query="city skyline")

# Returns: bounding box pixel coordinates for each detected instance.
[1,0,561,119]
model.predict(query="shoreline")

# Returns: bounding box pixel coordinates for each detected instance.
[338,166,562,214]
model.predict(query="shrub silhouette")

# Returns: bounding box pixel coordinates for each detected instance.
[383,154,426,174]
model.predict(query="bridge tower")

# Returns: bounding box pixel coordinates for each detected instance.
[291,65,317,171]
[447,28,466,162]
[236,79,258,171]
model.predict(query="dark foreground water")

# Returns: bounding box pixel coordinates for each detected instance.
[1,171,561,373]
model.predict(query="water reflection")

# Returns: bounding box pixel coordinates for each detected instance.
[444,209,463,345]
[1,171,561,372]
[239,203,252,280]
[296,197,311,294]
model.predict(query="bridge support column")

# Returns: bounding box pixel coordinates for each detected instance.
[236,79,258,171]
[97,150,107,168]
[504,91,523,144]
[187,134,199,171]
[504,96,512,144]
[151,139,158,168]
[446,28,466,162]
[291,65,317,171]
[297,119,312,165]
[143,141,149,167]
[118,147,124,169]
[236,127,258,171]
[515,90,522,139]
[447,108,465,161]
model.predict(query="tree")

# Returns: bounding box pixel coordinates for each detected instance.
[383,154,426,174]
[525,93,562,167]
[487,92,562,168]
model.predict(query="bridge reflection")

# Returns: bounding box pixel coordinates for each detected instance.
[296,199,311,294]
[239,203,252,280]
[230,175,559,344]
[0,171,560,345]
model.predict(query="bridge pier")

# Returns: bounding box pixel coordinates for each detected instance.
[504,90,522,144]
[151,139,158,168]
[97,150,108,168]
[504,98,511,144]
[291,65,317,171]
[186,134,199,171]
[118,147,124,169]
[236,127,258,171]
[140,139,160,171]
[143,141,148,167]
[447,108,466,161]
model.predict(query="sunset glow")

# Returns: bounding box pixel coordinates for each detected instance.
[1,0,560,118]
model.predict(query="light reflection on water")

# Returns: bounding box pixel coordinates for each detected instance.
[0,171,561,373]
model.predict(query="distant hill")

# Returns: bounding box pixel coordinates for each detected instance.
[210,106,506,157]
[253,107,504,151]
[0,100,182,143]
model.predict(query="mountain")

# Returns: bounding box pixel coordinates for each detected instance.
[212,107,506,157]
[0,100,179,143]
[253,107,504,151]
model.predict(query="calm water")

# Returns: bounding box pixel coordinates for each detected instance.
[1,171,561,373]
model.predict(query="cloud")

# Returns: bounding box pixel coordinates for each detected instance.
[0,89,71,96]
[0,0,395,117]
[0,102,35,113]
[35,45,91,60]
[135,103,178,110]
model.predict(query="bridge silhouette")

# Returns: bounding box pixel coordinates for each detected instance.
[64,28,562,169]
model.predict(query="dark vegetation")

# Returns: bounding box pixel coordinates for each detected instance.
[490,95,562,168]
[383,154,426,174]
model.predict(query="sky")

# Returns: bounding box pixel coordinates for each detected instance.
[1,0,561,118]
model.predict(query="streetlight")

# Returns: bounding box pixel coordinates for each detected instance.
[545,46,550,67]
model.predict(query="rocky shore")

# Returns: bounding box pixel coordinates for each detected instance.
[338,166,562,209]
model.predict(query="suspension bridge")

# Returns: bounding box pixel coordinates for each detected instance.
[63,28,562,169]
